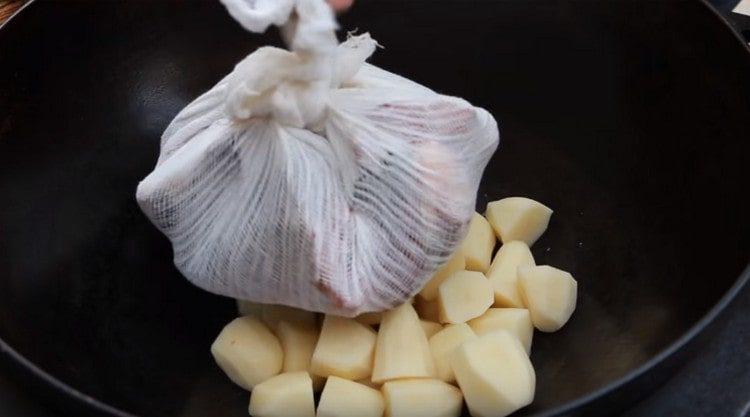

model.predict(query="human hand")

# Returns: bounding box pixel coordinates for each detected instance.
[327,0,353,12]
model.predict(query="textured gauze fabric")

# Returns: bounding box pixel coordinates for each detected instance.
[136,0,500,316]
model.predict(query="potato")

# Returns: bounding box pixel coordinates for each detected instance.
[210,316,283,390]
[372,303,436,384]
[415,296,441,322]
[236,299,264,317]
[485,197,552,246]
[461,212,496,273]
[355,312,382,326]
[451,331,535,417]
[420,320,443,339]
[382,379,463,417]
[317,376,385,417]
[311,316,377,380]
[276,321,324,391]
[261,304,317,332]
[438,271,494,324]
[468,308,533,353]
[355,378,382,390]
[486,241,535,307]
[249,372,315,417]
[428,323,477,382]
[419,252,465,301]
[518,265,577,332]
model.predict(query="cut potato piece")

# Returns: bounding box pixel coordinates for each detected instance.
[372,303,436,383]
[468,308,533,353]
[277,321,318,373]
[518,265,577,332]
[461,212,496,273]
[486,241,535,307]
[355,312,382,326]
[249,372,315,417]
[451,331,535,417]
[485,197,552,246]
[311,316,377,380]
[210,316,282,390]
[317,376,385,417]
[236,299,263,317]
[420,320,443,339]
[276,321,324,391]
[415,296,441,322]
[419,252,466,301]
[355,378,382,390]
[382,379,463,417]
[261,304,317,332]
[429,323,477,382]
[438,271,494,324]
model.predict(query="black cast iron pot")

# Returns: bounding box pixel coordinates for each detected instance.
[1,1,749,416]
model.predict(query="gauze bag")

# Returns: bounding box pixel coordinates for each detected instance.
[136,0,499,316]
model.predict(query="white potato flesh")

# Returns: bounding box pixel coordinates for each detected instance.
[518,265,577,332]
[485,197,552,246]
[355,378,382,390]
[420,320,443,339]
[210,316,283,390]
[317,376,385,417]
[310,315,377,380]
[428,323,477,382]
[355,312,382,326]
[419,252,466,301]
[438,271,494,324]
[276,321,324,391]
[415,296,441,322]
[261,304,318,332]
[236,299,264,317]
[468,308,533,354]
[249,372,315,417]
[382,379,463,417]
[372,303,436,384]
[461,212,497,273]
[486,241,535,307]
[451,331,535,417]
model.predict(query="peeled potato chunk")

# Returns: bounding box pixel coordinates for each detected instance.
[415,296,441,322]
[311,316,377,380]
[249,372,315,417]
[429,323,477,382]
[236,299,264,317]
[485,197,552,246]
[355,312,382,326]
[261,304,317,332]
[317,376,385,417]
[355,378,382,390]
[438,271,494,324]
[451,331,535,417]
[419,252,466,301]
[382,379,463,417]
[518,265,577,332]
[210,316,283,390]
[420,320,443,339]
[461,212,497,273]
[468,308,533,354]
[486,241,535,307]
[372,303,436,384]
[276,321,324,391]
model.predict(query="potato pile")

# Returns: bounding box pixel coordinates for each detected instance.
[212,197,577,417]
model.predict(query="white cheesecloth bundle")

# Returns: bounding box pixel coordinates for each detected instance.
[136,0,499,316]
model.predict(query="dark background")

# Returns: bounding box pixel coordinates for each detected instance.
[0,0,749,416]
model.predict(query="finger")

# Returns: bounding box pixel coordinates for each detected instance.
[327,0,353,11]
